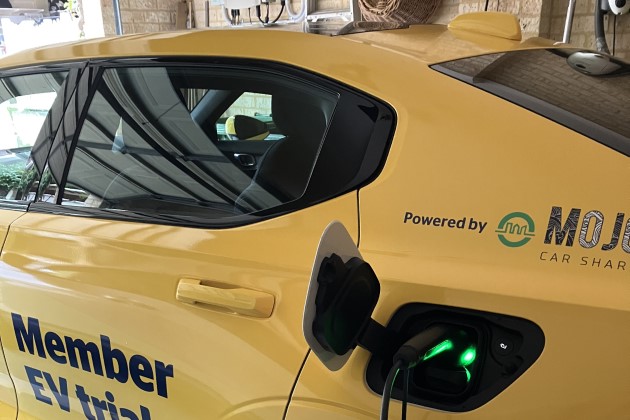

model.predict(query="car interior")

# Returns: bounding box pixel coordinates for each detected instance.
[60,66,337,221]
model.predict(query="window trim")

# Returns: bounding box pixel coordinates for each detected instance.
[28,57,396,228]
[0,64,85,211]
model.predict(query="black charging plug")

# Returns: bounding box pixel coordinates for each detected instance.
[393,325,452,369]
[381,324,458,420]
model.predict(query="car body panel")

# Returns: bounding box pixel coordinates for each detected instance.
[0,211,21,419]
[0,26,508,67]
[0,14,626,419]
[0,24,554,83]
[290,53,630,418]
[0,196,358,419]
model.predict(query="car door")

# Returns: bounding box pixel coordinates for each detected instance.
[289,49,630,419]
[0,65,81,419]
[0,59,393,419]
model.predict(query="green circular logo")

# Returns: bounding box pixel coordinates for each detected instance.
[496,212,535,248]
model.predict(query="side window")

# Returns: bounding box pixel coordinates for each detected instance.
[59,66,338,222]
[0,72,67,201]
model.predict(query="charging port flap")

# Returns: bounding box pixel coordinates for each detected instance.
[303,221,381,371]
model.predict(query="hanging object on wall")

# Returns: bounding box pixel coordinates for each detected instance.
[608,0,630,15]
[176,0,195,29]
[358,0,440,24]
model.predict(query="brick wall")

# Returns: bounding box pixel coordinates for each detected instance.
[99,0,630,60]
[432,0,546,38]
[441,49,630,137]
[101,0,179,35]
[541,0,630,58]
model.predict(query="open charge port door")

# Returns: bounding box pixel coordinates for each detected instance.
[301,222,545,415]
[365,303,545,412]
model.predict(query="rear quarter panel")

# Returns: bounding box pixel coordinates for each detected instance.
[289,63,630,419]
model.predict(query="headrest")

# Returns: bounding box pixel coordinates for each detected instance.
[225,115,269,140]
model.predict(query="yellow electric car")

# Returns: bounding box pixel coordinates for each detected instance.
[0,11,626,420]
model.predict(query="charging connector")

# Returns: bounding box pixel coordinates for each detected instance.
[381,324,479,420]
[381,325,451,420]
[394,325,452,368]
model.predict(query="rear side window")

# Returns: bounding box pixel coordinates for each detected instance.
[0,72,67,202]
[59,66,338,222]
[433,49,630,156]
[36,62,393,227]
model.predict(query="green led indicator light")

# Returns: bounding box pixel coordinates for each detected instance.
[464,367,472,383]
[422,339,454,362]
[459,346,477,367]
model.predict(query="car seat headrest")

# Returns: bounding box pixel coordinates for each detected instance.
[225,115,269,140]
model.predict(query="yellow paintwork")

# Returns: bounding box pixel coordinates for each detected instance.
[0,11,626,419]
[449,11,522,41]
[0,23,388,420]
[0,15,549,73]
[0,211,22,419]
[0,195,357,419]
[291,53,630,418]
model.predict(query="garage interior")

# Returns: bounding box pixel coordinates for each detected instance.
[105,0,630,61]
[0,0,628,60]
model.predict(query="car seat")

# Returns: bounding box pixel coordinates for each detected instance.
[235,93,327,213]
[225,115,270,140]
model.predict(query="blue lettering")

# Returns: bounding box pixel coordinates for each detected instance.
[105,391,120,420]
[76,385,97,420]
[120,408,139,420]
[43,372,70,412]
[24,366,52,406]
[102,335,128,384]
[44,331,67,364]
[155,362,174,398]
[91,395,109,419]
[129,355,154,393]
[64,337,103,375]
[12,313,45,358]
[13,313,173,399]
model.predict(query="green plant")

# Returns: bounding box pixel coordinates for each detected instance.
[0,164,25,195]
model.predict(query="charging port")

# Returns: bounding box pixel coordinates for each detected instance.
[367,303,544,412]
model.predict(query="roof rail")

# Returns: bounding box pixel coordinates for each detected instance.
[448,12,522,41]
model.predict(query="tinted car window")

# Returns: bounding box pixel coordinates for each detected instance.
[61,66,338,220]
[217,92,281,141]
[0,71,67,201]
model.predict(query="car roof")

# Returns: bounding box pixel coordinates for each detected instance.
[0,15,557,71]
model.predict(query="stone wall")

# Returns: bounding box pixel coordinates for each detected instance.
[98,0,630,60]
[541,0,630,58]
[101,0,179,35]
[432,0,546,39]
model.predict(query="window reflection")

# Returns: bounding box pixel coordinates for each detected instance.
[62,67,337,221]
[0,72,67,201]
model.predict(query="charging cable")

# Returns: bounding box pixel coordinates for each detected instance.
[380,359,403,420]
[270,0,285,24]
[380,325,452,420]
[255,0,285,25]
[255,5,265,24]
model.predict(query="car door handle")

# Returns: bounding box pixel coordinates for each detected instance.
[176,278,274,318]
[234,153,256,167]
